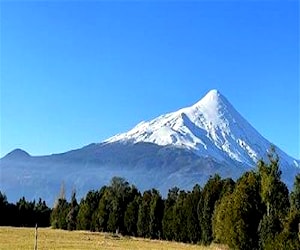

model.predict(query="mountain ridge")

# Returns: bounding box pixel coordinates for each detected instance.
[1,89,299,204]
[105,89,298,168]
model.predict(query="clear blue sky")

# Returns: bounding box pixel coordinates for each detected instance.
[0,1,299,159]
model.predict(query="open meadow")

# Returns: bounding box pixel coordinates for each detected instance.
[0,227,228,250]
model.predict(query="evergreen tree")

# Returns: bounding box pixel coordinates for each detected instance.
[173,190,188,242]
[212,193,232,244]
[51,198,69,229]
[257,149,290,247]
[66,191,79,230]
[96,189,110,232]
[124,196,140,236]
[258,147,289,218]
[0,192,51,227]
[77,188,104,231]
[51,181,69,229]
[186,184,201,243]
[149,189,164,239]
[77,200,90,230]
[0,192,9,225]
[220,178,235,196]
[106,177,130,233]
[197,174,223,245]
[291,174,300,210]
[34,198,51,227]
[259,213,282,249]
[16,197,36,227]
[137,190,152,237]
[213,171,263,250]
[265,174,300,250]
[162,187,179,240]
[268,230,300,250]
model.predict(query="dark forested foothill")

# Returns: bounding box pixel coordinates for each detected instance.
[1,150,300,249]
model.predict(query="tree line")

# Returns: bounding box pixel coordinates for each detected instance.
[0,194,51,227]
[1,149,300,249]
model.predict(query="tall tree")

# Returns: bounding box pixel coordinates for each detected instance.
[291,174,300,211]
[197,174,223,245]
[257,149,290,248]
[261,173,300,250]
[258,147,289,218]
[124,196,140,236]
[66,191,79,231]
[186,184,201,243]
[51,197,69,229]
[0,192,9,225]
[259,213,282,249]
[213,171,263,250]
[34,198,51,227]
[96,188,110,232]
[137,190,152,237]
[149,189,164,239]
[77,188,104,231]
[51,185,69,230]
[173,190,188,242]
[16,197,36,227]
[107,177,130,233]
[162,187,179,241]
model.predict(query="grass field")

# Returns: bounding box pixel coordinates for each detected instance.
[0,227,228,250]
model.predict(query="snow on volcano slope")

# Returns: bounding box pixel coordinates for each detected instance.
[1,89,299,204]
[106,89,298,169]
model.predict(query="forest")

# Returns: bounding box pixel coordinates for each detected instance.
[1,149,300,249]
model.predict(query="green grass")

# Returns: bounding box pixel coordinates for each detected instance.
[0,227,228,250]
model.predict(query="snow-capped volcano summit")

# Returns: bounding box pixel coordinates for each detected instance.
[106,89,296,168]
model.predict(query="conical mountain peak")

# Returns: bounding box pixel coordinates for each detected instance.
[202,89,221,100]
[105,89,297,169]
[105,89,242,154]
[185,89,234,129]
[192,89,228,110]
